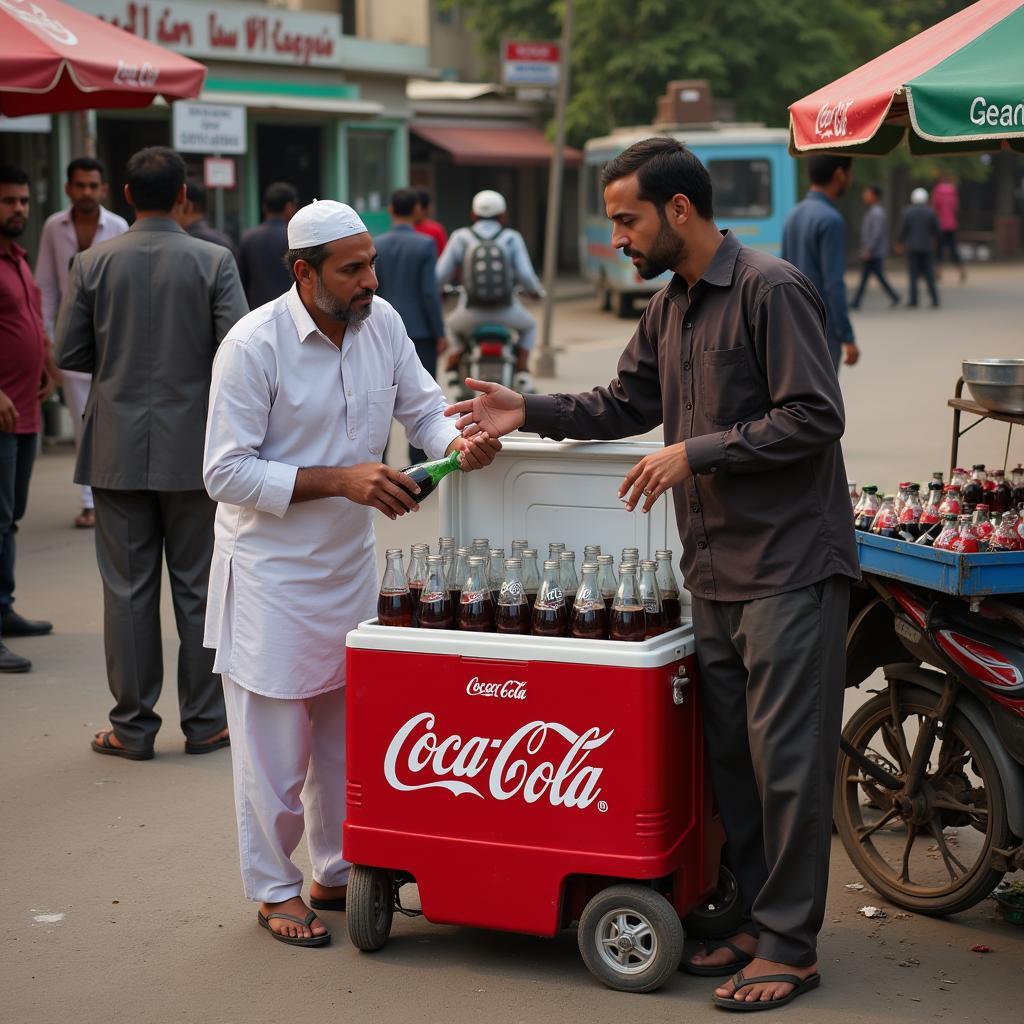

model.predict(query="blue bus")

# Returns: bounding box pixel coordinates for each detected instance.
[581,125,796,316]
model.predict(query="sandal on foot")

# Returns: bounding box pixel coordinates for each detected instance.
[90,731,153,761]
[681,939,754,976]
[74,509,95,529]
[712,971,821,1012]
[257,909,331,947]
[184,732,230,755]
[309,892,346,912]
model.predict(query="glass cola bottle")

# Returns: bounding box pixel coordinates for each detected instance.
[571,562,607,640]
[471,537,490,558]
[448,545,470,609]
[510,538,529,560]
[583,544,602,563]
[399,450,463,502]
[963,464,986,510]
[991,469,1012,514]
[939,485,962,517]
[531,559,568,637]
[488,547,506,603]
[894,482,911,516]
[655,549,682,629]
[378,548,413,627]
[458,555,494,631]
[407,543,429,622]
[897,484,923,540]
[932,513,960,551]
[438,536,455,577]
[853,486,879,531]
[495,558,531,634]
[971,505,994,549]
[848,480,859,513]
[870,495,899,538]
[558,550,579,602]
[638,560,666,638]
[597,554,617,617]
[950,515,980,554]
[950,467,969,489]
[548,541,565,562]
[610,564,645,642]
[991,512,1024,552]
[521,548,541,611]
[1012,464,1024,508]
[418,554,454,629]
[621,546,640,567]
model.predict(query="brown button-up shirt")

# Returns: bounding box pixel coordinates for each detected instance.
[523,230,859,602]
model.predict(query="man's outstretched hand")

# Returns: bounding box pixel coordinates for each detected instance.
[445,378,526,439]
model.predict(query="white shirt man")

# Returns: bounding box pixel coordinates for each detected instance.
[36,159,128,527]
[203,200,498,946]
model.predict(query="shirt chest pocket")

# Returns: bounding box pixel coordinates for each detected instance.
[701,347,765,427]
[365,384,398,457]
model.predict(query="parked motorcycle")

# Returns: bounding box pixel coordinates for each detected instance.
[838,575,1024,915]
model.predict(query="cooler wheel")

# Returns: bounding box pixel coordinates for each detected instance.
[577,884,684,993]
[346,865,394,951]
[681,866,743,940]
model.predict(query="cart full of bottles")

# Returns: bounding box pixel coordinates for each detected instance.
[377,536,685,642]
[850,463,1024,553]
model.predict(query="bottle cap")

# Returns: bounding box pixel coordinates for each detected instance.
[543,559,559,571]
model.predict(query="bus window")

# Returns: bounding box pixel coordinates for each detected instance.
[584,161,602,216]
[708,159,772,219]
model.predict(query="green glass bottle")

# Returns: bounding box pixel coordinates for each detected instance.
[399,449,463,502]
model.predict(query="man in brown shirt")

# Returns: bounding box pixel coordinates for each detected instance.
[447,138,858,1011]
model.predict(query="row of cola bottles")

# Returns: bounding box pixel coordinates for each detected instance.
[377,538,684,641]
[851,463,1024,552]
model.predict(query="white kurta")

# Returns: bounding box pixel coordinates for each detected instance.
[203,286,458,698]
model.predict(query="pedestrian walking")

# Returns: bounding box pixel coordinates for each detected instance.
[178,179,238,259]
[55,146,249,760]
[932,174,966,283]
[203,200,499,947]
[897,188,941,308]
[35,156,128,529]
[781,155,858,369]
[238,181,297,307]
[0,164,59,673]
[850,185,899,309]
[414,187,448,258]
[374,187,447,461]
[446,137,858,1012]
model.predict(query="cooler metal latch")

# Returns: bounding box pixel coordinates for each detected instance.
[671,665,690,706]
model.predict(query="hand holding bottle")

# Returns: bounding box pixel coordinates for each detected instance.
[445,378,526,439]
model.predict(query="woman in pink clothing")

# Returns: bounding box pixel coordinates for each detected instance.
[931,175,966,283]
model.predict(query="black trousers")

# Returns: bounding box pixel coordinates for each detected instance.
[851,257,898,306]
[907,251,939,307]
[93,488,224,750]
[691,576,850,967]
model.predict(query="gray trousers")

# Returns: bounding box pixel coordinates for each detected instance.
[691,576,849,967]
[93,488,225,751]
[447,295,537,351]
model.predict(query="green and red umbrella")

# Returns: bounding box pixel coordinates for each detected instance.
[789,0,1024,155]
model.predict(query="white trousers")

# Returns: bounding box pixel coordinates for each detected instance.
[222,675,350,903]
[62,370,93,509]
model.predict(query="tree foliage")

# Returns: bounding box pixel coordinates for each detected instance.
[442,0,976,147]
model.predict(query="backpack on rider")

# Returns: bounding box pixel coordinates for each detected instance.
[462,227,515,307]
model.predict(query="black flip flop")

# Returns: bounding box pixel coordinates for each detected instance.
[90,731,153,761]
[185,733,230,755]
[309,894,346,912]
[681,939,755,977]
[258,909,331,947]
[712,971,821,1012]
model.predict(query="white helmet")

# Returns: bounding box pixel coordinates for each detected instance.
[911,187,929,205]
[472,189,507,218]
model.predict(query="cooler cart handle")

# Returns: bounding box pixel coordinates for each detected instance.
[671,665,691,706]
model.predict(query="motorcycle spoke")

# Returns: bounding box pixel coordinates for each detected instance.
[927,821,968,882]
[898,823,918,884]
[856,806,899,842]
[881,720,911,773]
[931,798,987,819]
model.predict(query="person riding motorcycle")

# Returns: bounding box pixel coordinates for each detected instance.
[435,189,544,392]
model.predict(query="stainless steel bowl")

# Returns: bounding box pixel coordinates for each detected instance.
[962,359,1024,415]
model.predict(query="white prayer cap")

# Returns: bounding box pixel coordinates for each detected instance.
[472,189,507,218]
[287,199,368,248]
[911,187,929,205]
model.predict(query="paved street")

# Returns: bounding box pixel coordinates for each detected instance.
[4,263,1022,1023]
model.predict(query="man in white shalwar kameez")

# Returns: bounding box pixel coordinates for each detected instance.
[203,200,499,946]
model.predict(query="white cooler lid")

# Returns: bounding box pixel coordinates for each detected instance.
[440,437,686,590]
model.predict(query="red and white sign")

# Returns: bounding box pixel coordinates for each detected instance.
[77,0,342,68]
[204,156,235,189]
[502,39,561,88]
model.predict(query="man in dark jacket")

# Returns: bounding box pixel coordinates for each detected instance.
[238,181,297,307]
[178,179,238,260]
[374,187,447,461]
[896,187,941,308]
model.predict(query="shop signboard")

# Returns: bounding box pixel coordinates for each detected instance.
[0,115,52,133]
[502,41,560,88]
[173,101,246,154]
[204,157,236,189]
[77,0,343,68]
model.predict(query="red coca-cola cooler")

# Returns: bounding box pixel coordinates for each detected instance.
[344,439,729,992]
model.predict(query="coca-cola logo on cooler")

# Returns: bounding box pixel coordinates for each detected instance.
[384,712,614,810]
[465,675,527,700]
[815,99,853,139]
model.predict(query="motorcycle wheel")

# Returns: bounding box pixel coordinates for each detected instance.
[835,682,1010,915]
